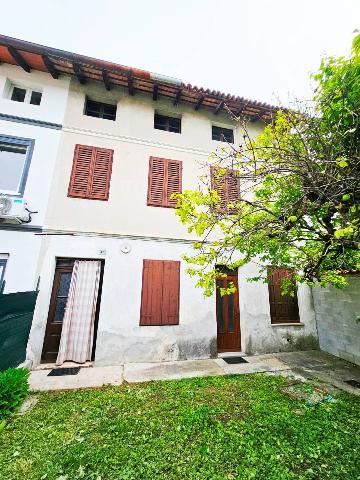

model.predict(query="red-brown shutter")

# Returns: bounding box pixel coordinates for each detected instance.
[68,144,113,200]
[147,157,182,207]
[166,160,182,207]
[211,167,240,211]
[211,166,227,209]
[139,260,163,326]
[139,260,180,326]
[162,260,180,325]
[267,267,300,324]
[68,145,93,198]
[227,170,240,205]
[89,148,113,200]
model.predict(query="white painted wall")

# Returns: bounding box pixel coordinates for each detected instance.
[44,78,263,240]
[0,65,70,293]
[0,119,63,225]
[27,234,216,367]
[239,262,318,354]
[0,230,41,293]
[0,64,70,124]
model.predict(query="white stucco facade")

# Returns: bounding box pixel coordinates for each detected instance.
[0,63,319,368]
[0,64,70,293]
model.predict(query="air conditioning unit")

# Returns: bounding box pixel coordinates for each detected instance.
[0,196,30,223]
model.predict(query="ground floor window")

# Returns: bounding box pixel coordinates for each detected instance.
[139,259,180,326]
[267,267,300,324]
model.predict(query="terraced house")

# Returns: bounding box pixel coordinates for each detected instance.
[0,35,319,369]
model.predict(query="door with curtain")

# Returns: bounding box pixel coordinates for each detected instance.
[216,269,241,352]
[41,259,104,363]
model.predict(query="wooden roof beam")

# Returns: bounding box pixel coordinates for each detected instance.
[250,113,262,122]
[102,70,111,90]
[152,83,159,101]
[173,88,182,106]
[8,46,30,73]
[214,100,224,115]
[42,55,59,79]
[235,105,246,117]
[127,71,134,95]
[73,62,86,84]
[194,95,205,111]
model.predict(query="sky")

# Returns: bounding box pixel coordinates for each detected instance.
[1,0,359,106]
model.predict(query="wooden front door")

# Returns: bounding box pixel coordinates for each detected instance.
[268,267,300,324]
[41,260,74,362]
[216,270,241,352]
[41,259,104,363]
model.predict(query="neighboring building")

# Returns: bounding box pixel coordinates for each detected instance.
[0,35,318,369]
[0,41,70,295]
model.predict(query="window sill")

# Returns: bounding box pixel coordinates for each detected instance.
[271,322,304,327]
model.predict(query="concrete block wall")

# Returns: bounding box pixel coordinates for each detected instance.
[313,275,360,365]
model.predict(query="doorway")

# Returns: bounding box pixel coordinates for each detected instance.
[41,258,104,363]
[216,268,241,352]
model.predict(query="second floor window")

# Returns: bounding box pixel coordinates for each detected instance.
[84,99,117,121]
[212,125,234,143]
[211,166,240,212]
[147,156,182,208]
[154,113,181,133]
[68,144,113,201]
[0,136,34,196]
[10,86,42,105]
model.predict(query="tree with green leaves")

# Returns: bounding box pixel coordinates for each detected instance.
[175,35,360,295]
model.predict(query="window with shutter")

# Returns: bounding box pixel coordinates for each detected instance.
[68,144,113,200]
[140,259,180,326]
[211,166,240,212]
[147,157,182,207]
[267,267,300,324]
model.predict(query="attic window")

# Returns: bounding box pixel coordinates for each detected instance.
[84,99,117,121]
[154,113,181,134]
[10,86,42,105]
[212,125,234,143]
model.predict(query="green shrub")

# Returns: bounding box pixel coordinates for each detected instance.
[0,368,29,420]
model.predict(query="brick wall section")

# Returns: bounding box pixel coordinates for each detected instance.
[313,275,360,366]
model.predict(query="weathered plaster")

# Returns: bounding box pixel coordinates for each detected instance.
[238,262,319,355]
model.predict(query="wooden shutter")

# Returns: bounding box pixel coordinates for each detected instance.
[268,267,300,324]
[147,157,182,207]
[162,261,180,324]
[211,167,240,212]
[68,144,113,200]
[140,260,180,326]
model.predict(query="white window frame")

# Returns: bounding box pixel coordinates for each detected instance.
[0,135,35,196]
[9,84,42,105]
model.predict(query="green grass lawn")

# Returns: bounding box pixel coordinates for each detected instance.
[0,374,359,480]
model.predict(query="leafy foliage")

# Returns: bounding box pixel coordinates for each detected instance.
[175,35,360,295]
[0,368,29,420]
[0,375,359,479]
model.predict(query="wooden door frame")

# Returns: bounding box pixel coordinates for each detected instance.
[216,268,241,353]
[41,257,105,363]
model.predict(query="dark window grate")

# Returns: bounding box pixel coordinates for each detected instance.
[212,125,234,143]
[222,356,248,364]
[48,367,81,376]
[344,379,360,388]
[154,113,181,133]
[85,99,117,121]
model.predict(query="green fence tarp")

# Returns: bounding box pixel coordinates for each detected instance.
[0,291,38,371]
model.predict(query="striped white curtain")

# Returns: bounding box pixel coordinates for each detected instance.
[56,260,101,366]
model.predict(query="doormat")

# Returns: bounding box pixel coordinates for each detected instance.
[344,379,360,388]
[48,367,81,376]
[222,357,248,364]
